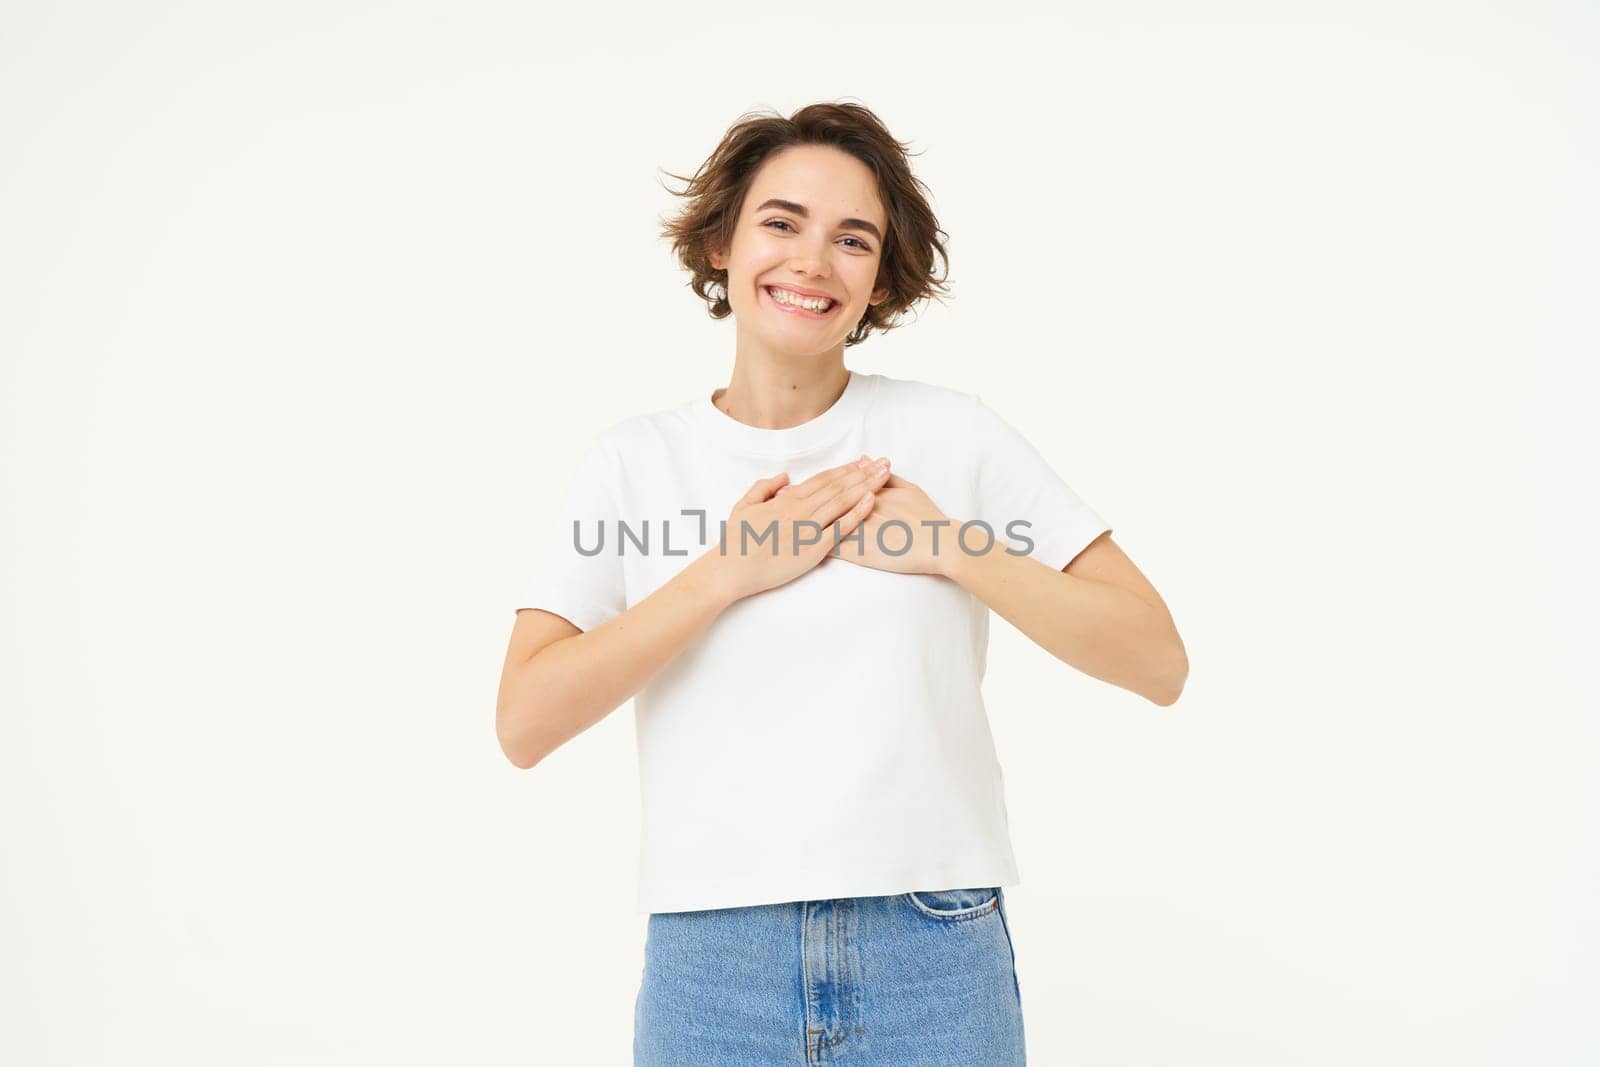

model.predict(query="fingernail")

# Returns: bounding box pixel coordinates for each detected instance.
[875,457,890,469]
[857,457,871,469]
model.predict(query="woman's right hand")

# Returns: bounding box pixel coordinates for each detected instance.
[714,454,892,602]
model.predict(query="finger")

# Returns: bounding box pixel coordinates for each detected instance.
[824,489,877,555]
[883,472,912,489]
[813,466,887,521]
[792,456,886,499]
[786,461,857,499]
[830,458,889,498]
[810,456,889,502]
[812,464,889,523]
[738,472,789,506]
[842,488,877,539]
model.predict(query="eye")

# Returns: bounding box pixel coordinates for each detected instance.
[763,218,873,252]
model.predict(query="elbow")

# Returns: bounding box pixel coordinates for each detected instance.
[502,745,540,771]
[499,734,544,771]
[496,704,546,770]
[1148,641,1189,708]
[497,653,558,769]
[1150,684,1184,708]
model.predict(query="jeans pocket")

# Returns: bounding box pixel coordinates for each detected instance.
[904,886,1001,921]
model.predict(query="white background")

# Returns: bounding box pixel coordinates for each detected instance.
[4,2,1595,1063]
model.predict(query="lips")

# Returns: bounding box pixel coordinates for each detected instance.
[762,285,839,319]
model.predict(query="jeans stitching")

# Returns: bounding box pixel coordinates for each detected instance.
[904,889,1001,922]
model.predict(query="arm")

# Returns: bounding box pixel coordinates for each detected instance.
[497,457,890,769]
[940,531,1188,706]
[496,547,738,769]
[846,470,1187,706]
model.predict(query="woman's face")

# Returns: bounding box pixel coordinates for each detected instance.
[709,144,891,358]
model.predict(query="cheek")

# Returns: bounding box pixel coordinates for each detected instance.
[847,261,882,293]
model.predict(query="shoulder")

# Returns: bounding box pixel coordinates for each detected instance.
[584,398,692,463]
[868,372,975,408]
[864,372,980,422]
[867,374,1025,455]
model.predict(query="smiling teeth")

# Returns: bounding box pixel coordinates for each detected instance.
[767,287,833,312]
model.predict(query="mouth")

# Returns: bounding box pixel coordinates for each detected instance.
[762,285,840,320]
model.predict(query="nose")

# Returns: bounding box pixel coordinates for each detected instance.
[787,236,832,279]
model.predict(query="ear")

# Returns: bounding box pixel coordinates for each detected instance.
[869,286,891,306]
[705,237,727,271]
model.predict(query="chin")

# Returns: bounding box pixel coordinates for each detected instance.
[760,333,836,360]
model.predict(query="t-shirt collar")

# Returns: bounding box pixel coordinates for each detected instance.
[688,369,878,460]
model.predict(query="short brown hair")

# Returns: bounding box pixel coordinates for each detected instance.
[658,101,952,347]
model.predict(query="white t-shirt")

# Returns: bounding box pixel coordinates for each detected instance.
[516,370,1110,914]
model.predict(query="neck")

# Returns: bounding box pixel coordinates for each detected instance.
[711,356,851,431]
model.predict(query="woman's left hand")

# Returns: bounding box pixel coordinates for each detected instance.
[828,468,954,577]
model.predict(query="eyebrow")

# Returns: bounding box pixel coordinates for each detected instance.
[754,198,883,244]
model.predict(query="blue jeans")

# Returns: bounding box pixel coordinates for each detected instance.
[634,886,1026,1065]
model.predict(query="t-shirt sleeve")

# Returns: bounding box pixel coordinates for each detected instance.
[515,436,627,632]
[968,393,1111,572]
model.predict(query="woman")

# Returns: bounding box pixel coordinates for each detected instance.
[496,101,1188,1065]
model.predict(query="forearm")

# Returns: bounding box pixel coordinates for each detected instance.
[941,545,1187,706]
[498,548,739,767]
